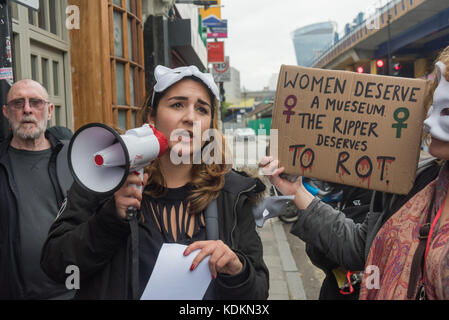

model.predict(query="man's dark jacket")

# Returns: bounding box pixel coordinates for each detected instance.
[41,170,270,300]
[0,130,71,299]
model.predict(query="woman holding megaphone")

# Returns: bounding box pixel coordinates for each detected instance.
[41,65,269,300]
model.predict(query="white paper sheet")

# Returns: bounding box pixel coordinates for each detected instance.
[140,243,212,300]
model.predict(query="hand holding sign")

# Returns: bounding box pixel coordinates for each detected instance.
[259,156,314,210]
[271,65,431,195]
[259,157,297,195]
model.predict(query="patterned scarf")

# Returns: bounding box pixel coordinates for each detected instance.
[360,161,449,299]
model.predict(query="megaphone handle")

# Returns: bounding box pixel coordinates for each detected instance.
[126,168,144,221]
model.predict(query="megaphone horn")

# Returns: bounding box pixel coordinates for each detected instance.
[68,123,168,196]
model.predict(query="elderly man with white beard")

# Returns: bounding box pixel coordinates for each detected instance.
[0,79,74,299]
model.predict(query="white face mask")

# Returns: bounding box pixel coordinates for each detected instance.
[423,61,449,142]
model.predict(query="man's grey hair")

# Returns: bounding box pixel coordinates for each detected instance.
[6,79,51,141]
[7,79,50,102]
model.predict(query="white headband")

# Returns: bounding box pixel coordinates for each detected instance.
[151,65,220,106]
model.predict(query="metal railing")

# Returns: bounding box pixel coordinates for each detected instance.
[311,0,409,67]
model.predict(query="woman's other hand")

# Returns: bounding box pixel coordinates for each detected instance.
[184,240,243,279]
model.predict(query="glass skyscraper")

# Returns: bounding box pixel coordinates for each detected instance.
[292,22,337,67]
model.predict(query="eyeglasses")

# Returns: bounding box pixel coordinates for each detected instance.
[6,98,49,111]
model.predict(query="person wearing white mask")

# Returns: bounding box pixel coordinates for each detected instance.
[260,47,449,300]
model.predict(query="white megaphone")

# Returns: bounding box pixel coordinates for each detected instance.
[68,123,168,197]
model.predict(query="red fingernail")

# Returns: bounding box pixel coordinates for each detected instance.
[190,264,196,271]
[212,274,216,280]
[183,249,188,256]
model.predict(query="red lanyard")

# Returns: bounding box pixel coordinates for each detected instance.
[423,199,445,273]
[340,271,355,295]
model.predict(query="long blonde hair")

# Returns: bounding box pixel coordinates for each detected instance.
[138,77,231,215]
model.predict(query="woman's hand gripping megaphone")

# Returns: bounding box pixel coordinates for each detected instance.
[69,122,167,219]
[114,171,149,220]
[109,124,168,220]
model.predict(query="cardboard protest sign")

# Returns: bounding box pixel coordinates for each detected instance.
[271,65,431,195]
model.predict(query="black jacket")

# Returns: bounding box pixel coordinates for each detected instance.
[0,131,70,299]
[291,157,441,273]
[41,170,269,300]
[305,185,373,299]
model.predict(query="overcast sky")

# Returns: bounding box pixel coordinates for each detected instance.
[221,0,380,91]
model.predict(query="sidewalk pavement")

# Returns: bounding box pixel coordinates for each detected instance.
[258,217,307,300]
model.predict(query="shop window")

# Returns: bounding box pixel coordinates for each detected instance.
[54,105,62,126]
[110,0,144,131]
[11,2,18,19]
[28,0,64,37]
[31,54,38,80]
[41,57,49,89]
[114,11,124,57]
[130,66,135,105]
[53,61,59,96]
[118,109,127,130]
[116,62,126,105]
[12,1,71,130]
[30,46,68,127]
